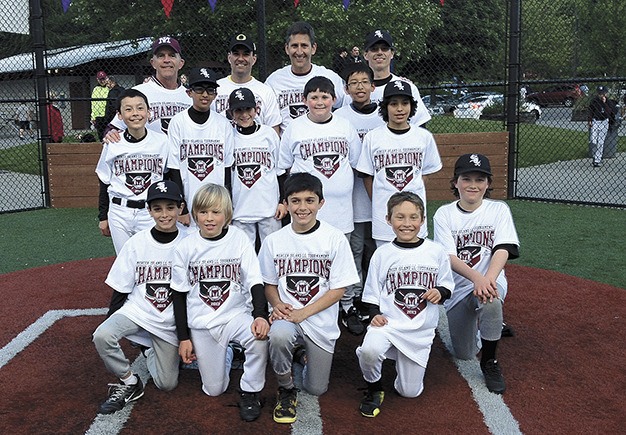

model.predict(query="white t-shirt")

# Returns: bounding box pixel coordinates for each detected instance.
[95,129,169,200]
[171,227,263,344]
[334,105,385,223]
[265,64,346,132]
[279,114,360,233]
[362,239,454,366]
[167,110,234,210]
[106,228,186,346]
[356,125,442,241]
[344,74,431,127]
[211,76,282,128]
[110,78,191,134]
[232,124,283,222]
[433,199,520,310]
[259,221,359,352]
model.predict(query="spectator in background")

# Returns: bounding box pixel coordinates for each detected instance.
[15,102,34,140]
[103,76,125,127]
[588,86,613,167]
[349,46,364,63]
[332,47,349,74]
[91,70,110,140]
[47,92,64,143]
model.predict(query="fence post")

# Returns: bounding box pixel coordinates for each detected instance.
[30,0,50,207]
[506,0,521,199]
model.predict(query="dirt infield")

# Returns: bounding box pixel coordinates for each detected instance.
[1,258,624,434]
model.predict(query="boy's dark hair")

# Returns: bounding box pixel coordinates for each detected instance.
[342,62,374,84]
[285,21,316,45]
[116,88,150,113]
[283,172,324,201]
[386,191,425,219]
[449,174,493,198]
[304,76,336,99]
[379,95,417,122]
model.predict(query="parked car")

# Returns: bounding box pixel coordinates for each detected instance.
[421,95,448,115]
[525,84,583,107]
[453,94,541,120]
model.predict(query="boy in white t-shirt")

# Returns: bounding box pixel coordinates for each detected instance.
[167,67,234,229]
[278,76,360,236]
[171,184,270,422]
[357,191,454,417]
[258,173,359,424]
[96,89,170,253]
[93,180,185,415]
[335,62,385,333]
[228,87,287,246]
[433,153,520,395]
[356,80,442,246]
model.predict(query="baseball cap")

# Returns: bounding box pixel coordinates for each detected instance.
[152,36,181,54]
[597,85,608,94]
[229,87,256,111]
[229,33,256,53]
[454,153,492,177]
[187,67,219,87]
[364,30,394,51]
[383,80,413,99]
[147,180,183,203]
[96,71,107,80]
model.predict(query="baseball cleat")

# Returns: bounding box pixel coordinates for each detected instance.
[481,359,506,394]
[98,375,144,414]
[273,386,298,423]
[360,390,384,417]
[239,391,262,422]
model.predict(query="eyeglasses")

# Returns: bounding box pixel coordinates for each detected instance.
[347,80,371,88]
[190,86,217,95]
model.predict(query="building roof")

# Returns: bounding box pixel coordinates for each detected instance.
[0,38,153,74]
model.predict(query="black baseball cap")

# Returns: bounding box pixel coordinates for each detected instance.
[187,67,219,87]
[152,36,181,54]
[597,85,608,94]
[147,180,183,203]
[454,153,492,176]
[383,80,413,99]
[365,30,394,51]
[229,87,256,111]
[229,33,256,53]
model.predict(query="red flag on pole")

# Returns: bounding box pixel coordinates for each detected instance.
[161,0,174,18]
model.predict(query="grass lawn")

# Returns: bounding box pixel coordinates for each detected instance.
[0,141,41,175]
[2,203,624,290]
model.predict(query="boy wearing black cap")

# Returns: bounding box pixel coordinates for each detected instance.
[107,36,191,136]
[358,29,430,127]
[228,87,287,246]
[212,33,282,134]
[433,153,520,395]
[356,80,442,247]
[93,180,185,415]
[167,67,234,230]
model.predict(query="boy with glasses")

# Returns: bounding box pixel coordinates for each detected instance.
[167,68,234,230]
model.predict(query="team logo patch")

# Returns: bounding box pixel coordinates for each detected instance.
[385,166,414,190]
[199,280,230,310]
[188,157,215,180]
[125,172,151,195]
[458,246,481,268]
[236,164,262,188]
[394,288,427,319]
[289,104,308,119]
[145,283,172,312]
[313,154,340,178]
[286,275,320,305]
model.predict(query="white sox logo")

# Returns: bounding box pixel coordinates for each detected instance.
[394,288,427,319]
[469,154,482,167]
[199,68,212,79]
[199,280,230,310]
[385,166,413,190]
[393,81,406,92]
[313,154,340,178]
[236,164,262,188]
[286,275,320,305]
[234,90,245,101]
[145,283,172,312]
[188,157,214,180]
[374,30,383,38]
[125,172,151,194]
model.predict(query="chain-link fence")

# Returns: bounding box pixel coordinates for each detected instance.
[0,0,624,213]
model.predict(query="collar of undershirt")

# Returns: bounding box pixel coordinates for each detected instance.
[188,107,210,124]
[393,238,425,249]
[151,227,179,243]
[296,220,321,235]
[123,129,147,142]
[292,65,313,77]
[236,123,260,135]
[373,75,392,87]
[351,102,378,114]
